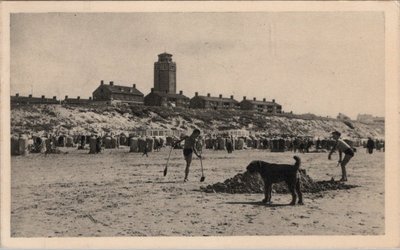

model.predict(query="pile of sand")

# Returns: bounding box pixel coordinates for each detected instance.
[201,169,358,194]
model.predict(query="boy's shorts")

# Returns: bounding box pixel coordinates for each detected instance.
[344,148,354,157]
[183,148,193,161]
[183,148,193,156]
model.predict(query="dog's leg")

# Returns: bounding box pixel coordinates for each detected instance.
[296,178,303,205]
[262,182,272,204]
[268,184,272,203]
[287,179,296,205]
[262,182,269,203]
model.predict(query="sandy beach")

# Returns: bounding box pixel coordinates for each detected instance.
[11,147,384,237]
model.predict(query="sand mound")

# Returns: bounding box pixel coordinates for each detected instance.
[201,169,358,194]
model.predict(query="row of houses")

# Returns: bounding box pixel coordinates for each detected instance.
[356,114,385,124]
[11,81,282,113]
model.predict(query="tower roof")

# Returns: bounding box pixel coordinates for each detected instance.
[158,52,172,57]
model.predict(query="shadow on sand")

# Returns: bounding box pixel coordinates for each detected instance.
[225,201,293,207]
[129,181,179,184]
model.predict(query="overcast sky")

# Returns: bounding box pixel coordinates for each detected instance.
[11,12,384,119]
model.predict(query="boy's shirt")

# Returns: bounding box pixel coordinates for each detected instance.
[183,135,197,149]
[335,139,351,152]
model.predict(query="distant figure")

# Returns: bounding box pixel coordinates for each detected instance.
[292,138,299,153]
[366,137,375,154]
[96,136,102,153]
[45,137,53,155]
[375,139,382,151]
[226,138,233,154]
[174,129,202,182]
[142,144,149,157]
[79,135,86,149]
[316,138,321,151]
[154,138,161,152]
[299,139,305,154]
[328,131,354,182]
[305,139,313,153]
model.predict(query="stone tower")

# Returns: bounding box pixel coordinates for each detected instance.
[154,52,176,94]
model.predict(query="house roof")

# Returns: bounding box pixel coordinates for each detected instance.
[194,95,239,103]
[11,96,59,103]
[242,99,281,106]
[64,98,92,102]
[101,84,144,96]
[149,91,189,100]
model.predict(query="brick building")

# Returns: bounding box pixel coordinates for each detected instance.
[146,52,190,107]
[154,53,176,94]
[189,93,239,110]
[144,89,189,108]
[63,96,93,105]
[92,80,144,105]
[11,94,59,105]
[240,97,282,113]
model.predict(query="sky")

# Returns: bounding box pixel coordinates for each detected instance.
[11,12,385,119]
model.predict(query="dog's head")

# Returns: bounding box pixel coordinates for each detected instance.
[246,161,262,173]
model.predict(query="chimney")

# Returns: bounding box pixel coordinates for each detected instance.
[253,97,256,101]
[41,95,45,99]
[53,96,56,100]
[100,80,104,85]
[133,84,136,88]
[263,98,266,102]
[243,96,246,100]
[195,92,198,96]
[219,94,222,99]
[272,99,275,103]
[77,96,80,100]
[179,90,183,95]
[230,95,234,99]
[207,93,210,97]
[16,93,19,97]
[89,97,92,100]
[65,95,68,100]
[109,81,114,86]
[28,94,32,98]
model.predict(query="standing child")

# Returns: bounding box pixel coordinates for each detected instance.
[328,131,354,181]
[366,137,375,154]
[142,144,149,157]
[174,129,202,182]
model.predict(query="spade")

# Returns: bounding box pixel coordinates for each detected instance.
[164,145,174,176]
[200,155,205,182]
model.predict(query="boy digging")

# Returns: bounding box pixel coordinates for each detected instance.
[174,129,202,182]
[328,131,354,181]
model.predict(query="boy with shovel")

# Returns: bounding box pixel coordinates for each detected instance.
[328,131,354,181]
[173,129,203,182]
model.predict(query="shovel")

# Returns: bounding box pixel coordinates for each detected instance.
[199,155,205,182]
[163,145,174,176]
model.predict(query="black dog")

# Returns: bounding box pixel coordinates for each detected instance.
[246,156,303,205]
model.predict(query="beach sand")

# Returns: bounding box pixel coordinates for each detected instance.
[11,148,384,236]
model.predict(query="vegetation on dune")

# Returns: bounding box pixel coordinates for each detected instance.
[10,104,384,138]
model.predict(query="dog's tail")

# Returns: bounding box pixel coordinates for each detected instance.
[293,156,301,169]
